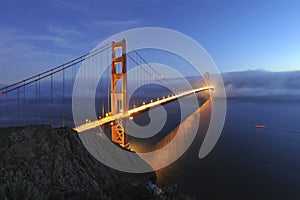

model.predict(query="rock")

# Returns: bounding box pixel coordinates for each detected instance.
[0,125,193,200]
[0,125,156,200]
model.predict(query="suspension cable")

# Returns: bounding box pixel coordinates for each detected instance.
[0,44,111,95]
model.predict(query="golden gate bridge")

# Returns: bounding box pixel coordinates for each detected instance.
[0,40,213,148]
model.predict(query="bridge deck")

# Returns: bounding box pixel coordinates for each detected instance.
[74,86,214,132]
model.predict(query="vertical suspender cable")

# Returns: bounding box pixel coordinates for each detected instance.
[18,88,20,126]
[135,53,138,107]
[101,51,104,117]
[23,81,26,126]
[107,49,110,115]
[35,80,38,125]
[134,54,136,108]
[140,55,142,105]
[143,63,145,103]
[62,69,65,127]
[50,73,53,126]
[5,89,8,127]
[139,57,142,105]
[0,93,2,127]
[95,54,98,117]
[38,77,40,124]
[142,59,144,103]
[0,94,1,127]
[142,65,145,103]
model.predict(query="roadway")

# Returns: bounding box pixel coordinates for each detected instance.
[74,86,214,132]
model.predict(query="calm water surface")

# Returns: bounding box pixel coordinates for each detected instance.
[136,99,300,200]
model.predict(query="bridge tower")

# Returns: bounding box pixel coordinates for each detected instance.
[110,39,129,148]
[203,72,210,87]
[202,72,212,98]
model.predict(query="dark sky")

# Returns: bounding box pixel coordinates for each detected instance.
[1,0,300,83]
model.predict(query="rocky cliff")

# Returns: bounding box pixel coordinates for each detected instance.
[0,125,193,200]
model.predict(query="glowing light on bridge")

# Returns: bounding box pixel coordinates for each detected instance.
[74,85,214,133]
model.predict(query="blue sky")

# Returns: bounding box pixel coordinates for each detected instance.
[0,0,300,82]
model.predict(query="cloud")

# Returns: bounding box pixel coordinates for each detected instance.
[222,70,300,98]
[0,27,68,49]
[0,30,64,57]
[89,19,141,27]
[0,42,35,57]
[0,29,36,62]
[48,26,82,37]
[24,35,66,44]
[0,27,78,81]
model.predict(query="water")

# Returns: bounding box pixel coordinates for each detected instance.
[2,88,300,199]
[140,99,300,199]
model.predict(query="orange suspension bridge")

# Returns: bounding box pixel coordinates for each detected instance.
[0,40,214,147]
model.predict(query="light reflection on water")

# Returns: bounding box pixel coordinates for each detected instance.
[129,99,212,183]
[153,99,211,185]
